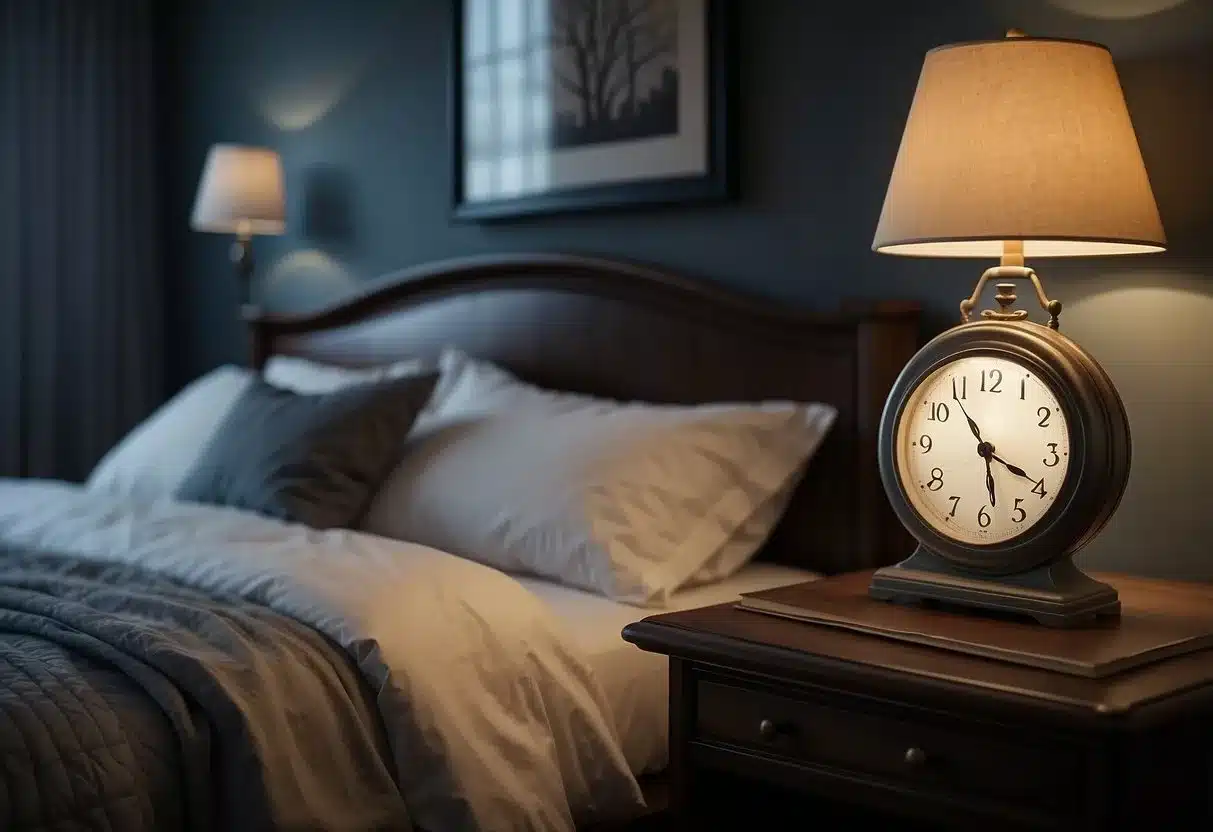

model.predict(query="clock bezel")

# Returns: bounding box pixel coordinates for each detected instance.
[893,350,1075,549]
[878,320,1128,577]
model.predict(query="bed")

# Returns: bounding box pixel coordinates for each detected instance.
[0,253,919,831]
[248,253,920,822]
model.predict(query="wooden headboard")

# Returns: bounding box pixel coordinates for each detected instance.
[245,253,920,575]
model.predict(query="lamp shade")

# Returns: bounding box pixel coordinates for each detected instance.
[191,144,286,236]
[872,37,1165,258]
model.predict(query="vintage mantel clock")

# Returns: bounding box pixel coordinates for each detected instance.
[868,32,1167,627]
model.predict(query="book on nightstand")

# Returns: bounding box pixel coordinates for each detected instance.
[736,570,1213,679]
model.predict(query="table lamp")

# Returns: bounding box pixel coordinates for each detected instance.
[867,31,1168,626]
[873,29,1165,308]
[191,144,286,304]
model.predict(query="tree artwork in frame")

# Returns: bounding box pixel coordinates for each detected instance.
[452,0,736,220]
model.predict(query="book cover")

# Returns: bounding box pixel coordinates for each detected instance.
[737,572,1213,678]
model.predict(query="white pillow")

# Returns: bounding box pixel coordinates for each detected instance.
[264,354,434,395]
[87,365,252,501]
[686,480,799,587]
[361,348,836,607]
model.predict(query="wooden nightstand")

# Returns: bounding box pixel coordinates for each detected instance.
[623,572,1213,831]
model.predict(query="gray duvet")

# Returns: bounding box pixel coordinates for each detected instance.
[0,547,410,832]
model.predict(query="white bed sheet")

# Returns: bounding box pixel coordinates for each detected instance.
[515,563,820,775]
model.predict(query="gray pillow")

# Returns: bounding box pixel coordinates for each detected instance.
[176,372,438,529]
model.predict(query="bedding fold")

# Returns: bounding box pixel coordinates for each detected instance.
[0,548,407,832]
[0,479,644,831]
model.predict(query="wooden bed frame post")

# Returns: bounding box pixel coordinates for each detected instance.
[243,304,273,371]
[854,302,921,566]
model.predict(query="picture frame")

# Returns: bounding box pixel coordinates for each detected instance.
[451,0,736,221]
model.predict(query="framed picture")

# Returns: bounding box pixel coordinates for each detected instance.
[451,0,736,220]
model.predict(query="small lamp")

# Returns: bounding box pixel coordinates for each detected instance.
[191,144,286,304]
[873,30,1166,318]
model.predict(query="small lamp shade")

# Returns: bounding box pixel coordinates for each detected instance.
[191,144,286,236]
[873,37,1165,258]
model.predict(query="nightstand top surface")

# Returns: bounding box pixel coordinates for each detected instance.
[624,571,1213,718]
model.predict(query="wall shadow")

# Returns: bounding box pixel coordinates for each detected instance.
[302,164,358,248]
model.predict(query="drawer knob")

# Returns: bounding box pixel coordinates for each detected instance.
[758,718,778,740]
[904,746,927,766]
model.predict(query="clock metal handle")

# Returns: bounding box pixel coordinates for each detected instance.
[959,265,1062,330]
[904,746,927,767]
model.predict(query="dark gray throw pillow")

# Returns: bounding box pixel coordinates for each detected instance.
[175,372,438,529]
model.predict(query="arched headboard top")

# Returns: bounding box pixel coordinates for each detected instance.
[246,253,918,341]
[245,253,920,574]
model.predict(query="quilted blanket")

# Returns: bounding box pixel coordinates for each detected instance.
[0,481,645,831]
[0,547,410,832]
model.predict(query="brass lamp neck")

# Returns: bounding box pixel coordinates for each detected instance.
[1001,240,1025,268]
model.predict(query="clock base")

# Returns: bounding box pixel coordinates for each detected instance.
[870,548,1120,628]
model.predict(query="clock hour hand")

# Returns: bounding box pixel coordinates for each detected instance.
[952,393,984,443]
[991,453,1035,482]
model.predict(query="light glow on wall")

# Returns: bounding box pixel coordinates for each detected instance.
[1046,0,1191,20]
[259,249,358,312]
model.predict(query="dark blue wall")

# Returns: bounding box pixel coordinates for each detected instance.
[167,0,1213,578]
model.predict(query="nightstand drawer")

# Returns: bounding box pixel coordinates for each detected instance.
[695,678,1082,811]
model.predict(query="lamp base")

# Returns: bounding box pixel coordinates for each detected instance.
[231,233,254,306]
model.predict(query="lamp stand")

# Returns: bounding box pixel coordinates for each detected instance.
[959,240,1064,329]
[231,232,255,306]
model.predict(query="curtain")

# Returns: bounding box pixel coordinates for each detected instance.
[0,0,163,480]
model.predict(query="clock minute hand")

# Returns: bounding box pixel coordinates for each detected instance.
[985,455,996,507]
[952,386,997,507]
[952,393,984,443]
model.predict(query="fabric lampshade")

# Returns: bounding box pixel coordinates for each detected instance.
[191,144,286,236]
[872,36,1165,259]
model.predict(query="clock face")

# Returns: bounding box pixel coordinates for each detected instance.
[895,354,1071,546]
